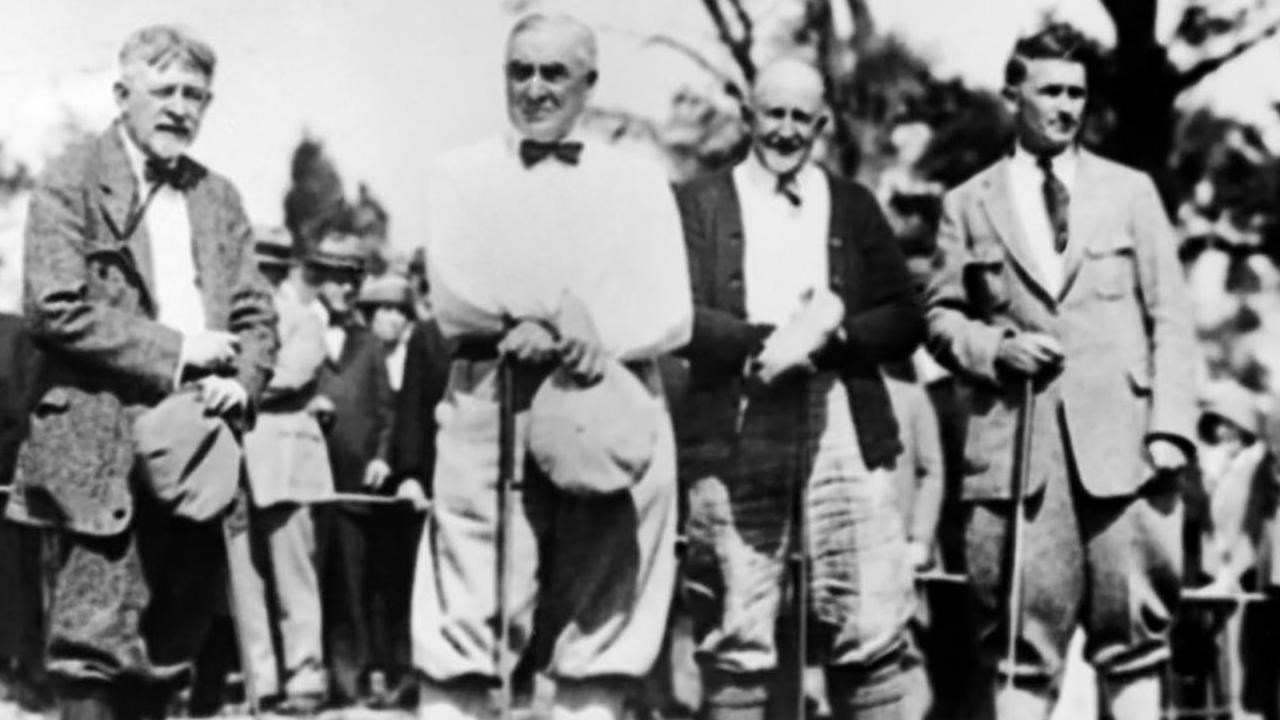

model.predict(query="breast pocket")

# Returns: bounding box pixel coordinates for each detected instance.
[85,246,144,312]
[962,244,1011,315]
[1084,234,1137,300]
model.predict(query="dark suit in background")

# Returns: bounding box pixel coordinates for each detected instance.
[313,321,393,703]
[375,318,450,703]
[0,315,47,711]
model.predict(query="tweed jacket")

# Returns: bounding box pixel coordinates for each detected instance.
[315,321,394,497]
[674,166,924,478]
[244,281,332,507]
[9,125,277,536]
[925,150,1197,500]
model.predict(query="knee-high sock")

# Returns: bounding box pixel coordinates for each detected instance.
[1100,671,1161,720]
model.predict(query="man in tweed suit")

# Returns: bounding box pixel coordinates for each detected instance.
[9,25,276,720]
[923,24,1196,719]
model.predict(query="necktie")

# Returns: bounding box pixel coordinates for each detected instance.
[519,140,583,167]
[1036,154,1069,254]
[775,173,802,207]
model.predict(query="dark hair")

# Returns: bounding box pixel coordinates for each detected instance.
[1004,22,1088,87]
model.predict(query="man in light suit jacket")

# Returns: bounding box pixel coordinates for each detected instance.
[10,25,277,720]
[226,226,332,712]
[923,23,1197,720]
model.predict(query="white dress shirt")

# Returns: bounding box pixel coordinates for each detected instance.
[308,299,345,363]
[734,152,831,327]
[733,155,866,455]
[425,133,691,361]
[119,127,206,335]
[1007,144,1077,295]
[386,326,412,392]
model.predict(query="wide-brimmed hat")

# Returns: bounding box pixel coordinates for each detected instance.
[253,225,295,268]
[357,274,414,309]
[134,390,242,522]
[305,234,366,274]
[528,362,661,496]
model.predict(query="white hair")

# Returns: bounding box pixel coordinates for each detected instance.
[507,12,598,73]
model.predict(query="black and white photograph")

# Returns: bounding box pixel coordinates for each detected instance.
[2,1,1280,719]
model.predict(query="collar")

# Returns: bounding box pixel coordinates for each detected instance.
[1012,141,1078,186]
[117,124,151,189]
[739,149,821,200]
[309,298,331,327]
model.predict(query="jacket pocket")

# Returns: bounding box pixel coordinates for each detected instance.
[962,245,1011,314]
[1085,234,1137,300]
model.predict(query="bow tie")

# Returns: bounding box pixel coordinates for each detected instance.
[519,139,583,168]
[145,156,197,191]
[328,313,353,329]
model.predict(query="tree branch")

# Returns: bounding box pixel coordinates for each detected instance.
[701,0,756,84]
[1175,17,1280,91]
[847,0,875,52]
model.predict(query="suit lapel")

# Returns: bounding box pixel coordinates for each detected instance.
[977,159,1055,303]
[714,174,746,315]
[1057,151,1111,300]
[336,325,365,371]
[93,127,159,315]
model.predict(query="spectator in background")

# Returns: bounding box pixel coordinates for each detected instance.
[222,226,332,714]
[354,274,443,709]
[0,315,45,719]
[305,234,395,707]
[881,358,944,720]
[1188,380,1272,597]
[1180,380,1276,719]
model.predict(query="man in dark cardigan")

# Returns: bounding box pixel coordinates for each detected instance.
[674,58,924,720]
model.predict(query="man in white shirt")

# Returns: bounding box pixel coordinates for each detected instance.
[674,58,924,720]
[14,24,276,720]
[924,23,1197,720]
[415,13,691,720]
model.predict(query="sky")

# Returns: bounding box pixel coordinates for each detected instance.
[1,0,1278,254]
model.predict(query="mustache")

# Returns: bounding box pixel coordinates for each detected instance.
[763,134,806,154]
[155,123,192,137]
[520,96,561,113]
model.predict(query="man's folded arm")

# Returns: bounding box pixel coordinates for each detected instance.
[923,191,1010,386]
[24,175,182,394]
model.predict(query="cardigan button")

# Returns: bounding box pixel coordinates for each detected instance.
[828,236,843,248]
